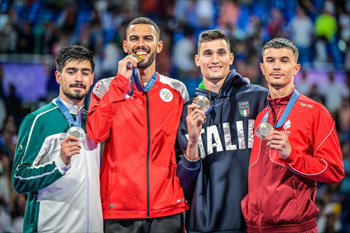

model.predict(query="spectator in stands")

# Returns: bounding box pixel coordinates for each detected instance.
[289,7,314,65]
[295,69,312,96]
[173,25,196,81]
[319,72,349,114]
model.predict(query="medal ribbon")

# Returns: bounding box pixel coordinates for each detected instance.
[127,68,157,96]
[261,89,299,128]
[210,87,233,108]
[56,96,83,127]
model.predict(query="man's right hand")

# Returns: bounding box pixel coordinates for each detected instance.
[117,54,140,80]
[187,104,206,143]
[185,104,206,160]
[60,135,81,166]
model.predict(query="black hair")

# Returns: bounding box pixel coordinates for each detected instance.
[198,29,231,52]
[126,17,160,40]
[55,45,95,73]
[262,38,299,62]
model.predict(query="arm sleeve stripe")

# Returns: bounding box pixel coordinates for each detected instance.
[15,107,59,176]
[14,165,58,180]
[314,122,335,155]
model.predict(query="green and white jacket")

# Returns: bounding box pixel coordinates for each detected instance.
[12,99,103,233]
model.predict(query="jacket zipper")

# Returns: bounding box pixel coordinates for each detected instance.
[84,142,90,232]
[258,140,263,233]
[146,92,151,218]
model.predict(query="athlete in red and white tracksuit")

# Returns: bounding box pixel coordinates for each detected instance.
[87,73,189,220]
[241,87,344,233]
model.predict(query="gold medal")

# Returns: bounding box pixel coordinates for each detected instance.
[255,122,273,140]
[131,54,145,62]
[193,96,211,114]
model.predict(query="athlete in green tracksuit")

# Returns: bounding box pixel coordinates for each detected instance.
[12,45,103,233]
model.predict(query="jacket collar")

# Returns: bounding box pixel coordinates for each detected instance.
[268,86,295,106]
[53,98,84,115]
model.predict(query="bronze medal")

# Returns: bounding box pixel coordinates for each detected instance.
[193,96,211,113]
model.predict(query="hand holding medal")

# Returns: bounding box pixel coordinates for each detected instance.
[123,53,158,97]
[118,53,145,81]
[60,135,82,166]
[56,96,86,166]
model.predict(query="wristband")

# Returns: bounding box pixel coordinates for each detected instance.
[184,151,201,162]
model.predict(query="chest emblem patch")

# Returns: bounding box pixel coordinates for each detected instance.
[283,120,291,130]
[239,101,250,117]
[159,88,173,102]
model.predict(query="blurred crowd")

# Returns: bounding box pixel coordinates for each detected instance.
[0,0,350,232]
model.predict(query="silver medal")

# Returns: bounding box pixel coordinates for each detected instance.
[67,126,85,143]
[255,122,273,140]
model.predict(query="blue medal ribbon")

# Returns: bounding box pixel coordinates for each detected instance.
[127,67,157,96]
[261,89,299,128]
[210,87,233,108]
[56,96,83,127]
[197,87,233,115]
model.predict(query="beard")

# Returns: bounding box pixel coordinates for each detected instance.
[131,46,156,69]
[63,83,87,101]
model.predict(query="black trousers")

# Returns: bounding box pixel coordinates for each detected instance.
[104,213,184,233]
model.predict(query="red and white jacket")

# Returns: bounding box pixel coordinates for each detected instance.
[87,73,189,219]
[241,88,344,233]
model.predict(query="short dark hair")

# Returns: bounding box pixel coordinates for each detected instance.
[198,29,231,52]
[56,45,95,73]
[262,38,299,62]
[126,17,160,40]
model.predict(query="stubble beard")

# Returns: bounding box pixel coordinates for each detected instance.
[63,85,88,101]
[137,51,156,69]
[130,46,156,69]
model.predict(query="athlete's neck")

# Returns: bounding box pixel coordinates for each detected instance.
[59,93,85,109]
[203,76,227,94]
[138,63,156,83]
[269,84,294,99]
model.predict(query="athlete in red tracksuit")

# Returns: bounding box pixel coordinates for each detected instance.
[241,38,344,233]
[87,17,189,232]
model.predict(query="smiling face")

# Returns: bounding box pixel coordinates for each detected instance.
[123,24,163,69]
[195,39,233,83]
[260,48,301,96]
[56,59,94,104]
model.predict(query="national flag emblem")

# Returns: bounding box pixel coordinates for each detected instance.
[239,101,250,117]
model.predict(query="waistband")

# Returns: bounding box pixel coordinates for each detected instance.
[247,218,317,233]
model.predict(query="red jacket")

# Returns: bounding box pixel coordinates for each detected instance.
[241,88,344,233]
[87,73,189,219]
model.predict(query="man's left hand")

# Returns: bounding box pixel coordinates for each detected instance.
[266,130,292,159]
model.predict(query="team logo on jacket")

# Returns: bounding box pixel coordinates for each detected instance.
[239,101,250,117]
[159,88,173,102]
[283,120,291,130]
